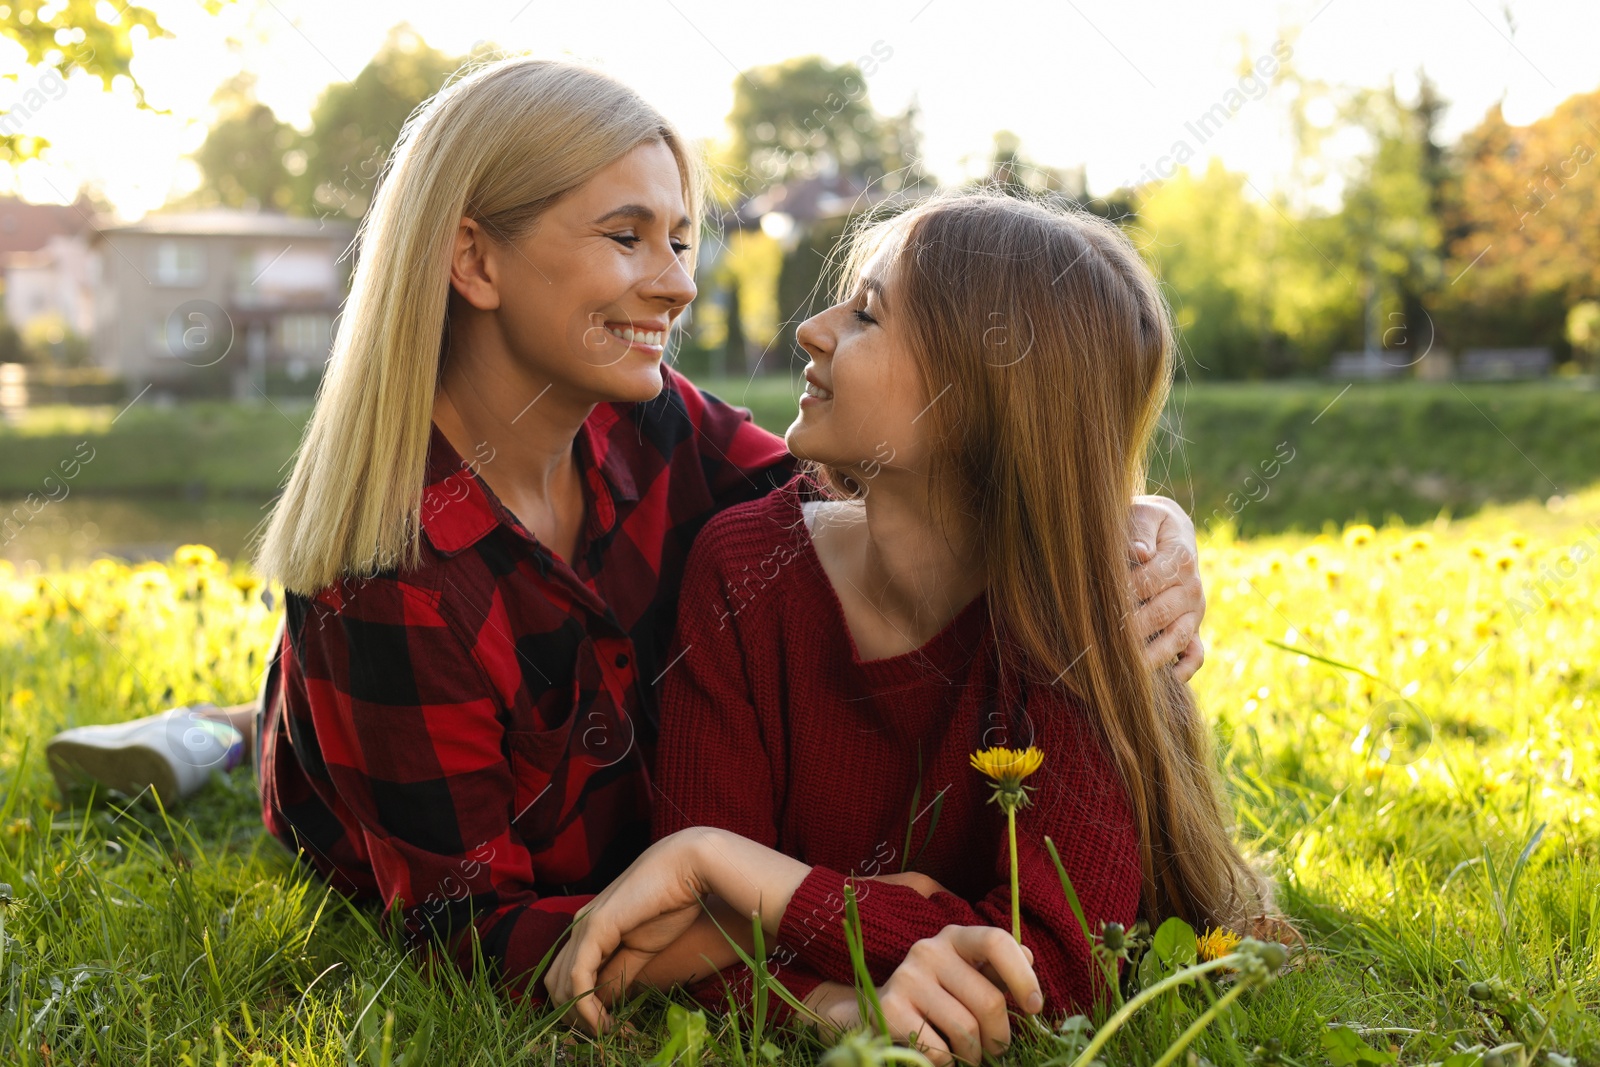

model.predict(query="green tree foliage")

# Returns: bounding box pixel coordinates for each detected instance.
[183,24,476,221]
[1,0,223,163]
[1138,162,1279,379]
[185,75,300,212]
[724,51,915,188]
[1337,79,1448,360]
[293,24,470,223]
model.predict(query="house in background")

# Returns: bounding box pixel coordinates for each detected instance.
[0,194,98,345]
[91,210,355,396]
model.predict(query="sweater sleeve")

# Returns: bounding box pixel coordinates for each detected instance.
[775,710,1142,1017]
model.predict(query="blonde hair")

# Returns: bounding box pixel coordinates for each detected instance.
[813,189,1269,931]
[256,58,703,594]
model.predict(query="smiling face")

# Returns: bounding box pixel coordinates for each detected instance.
[785,236,932,483]
[450,138,697,406]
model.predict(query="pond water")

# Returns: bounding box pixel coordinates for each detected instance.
[0,495,271,568]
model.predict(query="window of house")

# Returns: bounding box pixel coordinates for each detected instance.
[277,313,331,357]
[153,241,205,286]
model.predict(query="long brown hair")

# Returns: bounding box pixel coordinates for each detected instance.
[815,190,1267,931]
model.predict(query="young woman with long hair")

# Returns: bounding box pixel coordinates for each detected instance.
[43,58,1211,1026]
[545,190,1272,1064]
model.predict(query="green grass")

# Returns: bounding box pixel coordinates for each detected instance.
[2,482,1599,1064]
[3,379,1598,538]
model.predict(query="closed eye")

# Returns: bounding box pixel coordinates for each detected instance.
[853,308,878,325]
[609,234,694,254]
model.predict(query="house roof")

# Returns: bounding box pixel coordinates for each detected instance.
[723,173,903,229]
[0,194,96,256]
[92,210,357,240]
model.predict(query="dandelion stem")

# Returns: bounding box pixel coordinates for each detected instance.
[1007,803,1021,943]
[1149,979,1251,1067]
[1069,954,1243,1067]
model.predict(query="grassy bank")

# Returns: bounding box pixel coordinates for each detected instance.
[3,490,1598,1063]
[3,379,1598,535]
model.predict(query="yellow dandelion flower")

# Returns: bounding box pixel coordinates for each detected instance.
[132,568,169,592]
[174,544,218,567]
[1406,533,1433,553]
[1467,542,1489,561]
[970,746,1046,789]
[1509,533,1528,550]
[11,688,36,709]
[230,573,264,600]
[1474,619,1494,640]
[971,745,1045,945]
[1197,927,1241,962]
[1491,549,1517,572]
[1342,524,1376,548]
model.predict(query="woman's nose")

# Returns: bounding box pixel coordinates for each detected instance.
[642,251,697,310]
[796,311,831,360]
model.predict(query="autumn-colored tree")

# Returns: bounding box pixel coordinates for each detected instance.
[1443,90,1600,355]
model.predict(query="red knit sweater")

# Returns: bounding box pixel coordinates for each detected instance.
[653,480,1142,1018]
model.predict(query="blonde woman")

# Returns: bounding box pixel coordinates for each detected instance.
[45,59,1208,1023]
[547,192,1270,1065]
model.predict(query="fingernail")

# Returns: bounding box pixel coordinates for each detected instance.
[1026,992,1043,1013]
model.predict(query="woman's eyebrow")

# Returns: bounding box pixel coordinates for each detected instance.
[861,276,889,310]
[591,204,692,229]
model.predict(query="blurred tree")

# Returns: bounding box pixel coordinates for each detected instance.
[187,75,300,212]
[1443,89,1600,358]
[1,0,226,164]
[1137,161,1279,378]
[725,54,919,188]
[293,24,473,222]
[1336,77,1447,363]
[1568,301,1600,371]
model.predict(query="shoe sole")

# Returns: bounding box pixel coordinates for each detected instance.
[47,737,181,805]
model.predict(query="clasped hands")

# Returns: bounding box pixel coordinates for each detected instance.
[545,827,1043,1066]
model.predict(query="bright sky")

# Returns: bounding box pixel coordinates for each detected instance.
[3,0,1598,218]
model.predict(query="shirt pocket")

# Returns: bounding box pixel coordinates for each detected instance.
[502,677,582,853]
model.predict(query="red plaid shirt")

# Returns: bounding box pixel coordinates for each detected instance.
[258,366,793,997]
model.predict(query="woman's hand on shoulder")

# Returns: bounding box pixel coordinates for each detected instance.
[1129,494,1206,683]
[804,925,1043,1067]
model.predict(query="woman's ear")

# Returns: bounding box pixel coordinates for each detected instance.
[449,217,502,311]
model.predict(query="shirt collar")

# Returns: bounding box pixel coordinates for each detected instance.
[419,412,642,558]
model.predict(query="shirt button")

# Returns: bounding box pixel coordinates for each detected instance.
[615,653,630,668]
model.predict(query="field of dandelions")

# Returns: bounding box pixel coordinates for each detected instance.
[1,486,1598,1066]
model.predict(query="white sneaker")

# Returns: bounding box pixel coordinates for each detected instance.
[47,707,245,805]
